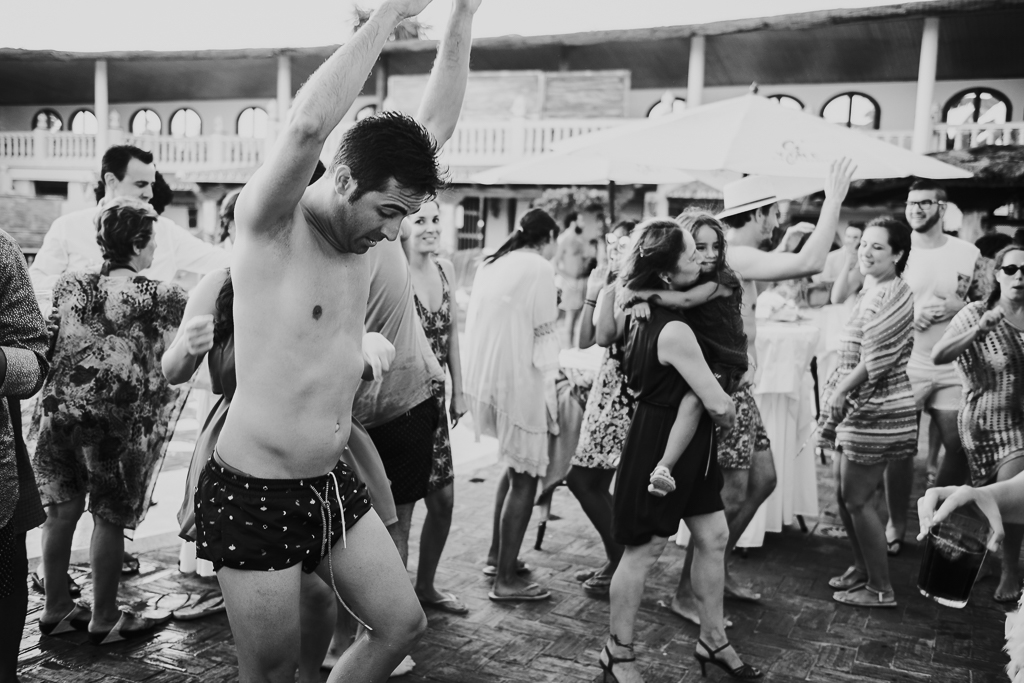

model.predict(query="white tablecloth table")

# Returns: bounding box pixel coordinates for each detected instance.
[675,319,822,549]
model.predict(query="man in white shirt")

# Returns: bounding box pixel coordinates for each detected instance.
[29,145,230,313]
[884,179,988,555]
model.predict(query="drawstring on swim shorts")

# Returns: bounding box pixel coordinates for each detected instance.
[311,471,372,632]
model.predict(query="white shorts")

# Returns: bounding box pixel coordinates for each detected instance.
[907,353,962,412]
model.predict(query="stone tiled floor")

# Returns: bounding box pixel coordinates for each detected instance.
[18,454,1013,682]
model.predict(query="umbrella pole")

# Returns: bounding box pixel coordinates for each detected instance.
[608,181,616,225]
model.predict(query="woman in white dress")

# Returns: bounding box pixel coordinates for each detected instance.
[464,208,560,602]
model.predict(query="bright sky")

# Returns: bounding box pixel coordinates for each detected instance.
[3,0,939,52]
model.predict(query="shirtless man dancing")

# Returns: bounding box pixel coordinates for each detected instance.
[670,160,854,624]
[191,2,455,682]
[554,202,603,346]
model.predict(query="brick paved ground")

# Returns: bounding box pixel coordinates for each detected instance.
[18,449,1012,683]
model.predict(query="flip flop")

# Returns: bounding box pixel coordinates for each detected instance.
[574,568,598,582]
[121,554,141,576]
[482,559,532,577]
[828,567,868,591]
[418,592,469,615]
[582,574,612,597]
[886,539,903,557]
[38,602,91,636]
[172,591,226,621]
[487,583,551,603]
[832,585,897,609]
[88,609,171,645]
[31,571,82,598]
[389,655,415,678]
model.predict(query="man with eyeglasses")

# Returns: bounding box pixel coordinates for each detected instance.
[883,179,989,557]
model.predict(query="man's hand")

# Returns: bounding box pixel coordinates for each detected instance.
[361,332,395,381]
[387,0,435,20]
[183,314,215,357]
[979,306,1005,333]
[823,157,856,205]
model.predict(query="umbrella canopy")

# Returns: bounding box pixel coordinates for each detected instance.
[470,152,698,186]
[553,94,972,182]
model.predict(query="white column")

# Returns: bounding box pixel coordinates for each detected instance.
[912,17,940,155]
[277,55,292,122]
[94,60,109,158]
[687,35,706,108]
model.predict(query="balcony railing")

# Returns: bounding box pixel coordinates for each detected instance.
[2,119,1020,179]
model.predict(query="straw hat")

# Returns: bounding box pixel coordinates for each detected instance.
[716,175,778,220]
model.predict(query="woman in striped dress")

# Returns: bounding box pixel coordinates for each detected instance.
[818,217,917,609]
[932,244,1024,603]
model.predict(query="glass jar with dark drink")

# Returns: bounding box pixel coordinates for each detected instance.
[917,506,991,609]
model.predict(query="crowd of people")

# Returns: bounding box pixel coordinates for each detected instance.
[1,2,1022,683]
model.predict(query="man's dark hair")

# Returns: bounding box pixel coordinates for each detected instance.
[908,179,947,202]
[94,145,154,203]
[976,232,1013,259]
[331,111,445,202]
[563,211,578,230]
[149,172,174,215]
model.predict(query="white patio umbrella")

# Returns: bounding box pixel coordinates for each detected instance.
[470,152,699,186]
[551,94,972,182]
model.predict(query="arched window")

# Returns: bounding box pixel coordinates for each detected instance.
[131,109,162,135]
[70,110,97,134]
[237,107,268,138]
[767,95,804,111]
[647,94,686,118]
[821,92,880,130]
[943,88,1011,125]
[31,109,63,132]
[355,104,378,121]
[170,108,202,137]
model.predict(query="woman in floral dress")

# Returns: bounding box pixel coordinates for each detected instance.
[402,200,469,614]
[33,198,187,644]
[933,244,1024,603]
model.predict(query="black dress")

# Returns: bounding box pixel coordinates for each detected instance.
[612,306,724,547]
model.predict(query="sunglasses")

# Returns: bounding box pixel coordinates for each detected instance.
[605,234,630,247]
[1000,264,1024,277]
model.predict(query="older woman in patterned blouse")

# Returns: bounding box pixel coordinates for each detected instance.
[33,197,186,644]
[819,217,917,609]
[932,244,1024,603]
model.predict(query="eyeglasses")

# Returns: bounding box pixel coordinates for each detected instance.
[1000,264,1024,277]
[906,200,945,210]
[605,234,629,247]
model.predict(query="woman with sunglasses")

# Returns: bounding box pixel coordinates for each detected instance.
[932,244,1024,603]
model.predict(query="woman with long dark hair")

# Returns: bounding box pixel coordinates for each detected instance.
[464,208,560,602]
[601,220,758,683]
[819,216,916,609]
[932,244,1024,603]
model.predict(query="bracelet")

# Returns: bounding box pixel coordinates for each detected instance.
[584,299,598,308]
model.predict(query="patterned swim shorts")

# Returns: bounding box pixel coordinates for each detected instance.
[715,386,771,470]
[195,455,372,573]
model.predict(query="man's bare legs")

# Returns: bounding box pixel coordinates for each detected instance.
[298,573,336,683]
[565,466,621,579]
[218,510,425,683]
[388,503,416,565]
[672,449,775,623]
[490,468,540,597]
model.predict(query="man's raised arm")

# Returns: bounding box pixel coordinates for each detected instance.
[237,0,434,235]
[729,158,855,283]
[415,0,481,148]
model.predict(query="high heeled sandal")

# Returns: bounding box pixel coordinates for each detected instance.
[599,634,636,683]
[694,638,763,680]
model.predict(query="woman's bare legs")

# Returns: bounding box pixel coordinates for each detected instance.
[840,456,893,594]
[566,466,622,576]
[491,469,540,596]
[39,497,85,624]
[606,537,668,683]
[995,457,1024,601]
[415,483,456,603]
[89,517,126,631]
[486,474,510,567]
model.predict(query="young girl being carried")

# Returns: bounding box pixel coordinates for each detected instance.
[623,212,748,496]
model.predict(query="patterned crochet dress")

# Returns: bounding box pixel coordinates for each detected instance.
[947,302,1024,483]
[413,260,455,494]
[818,277,918,464]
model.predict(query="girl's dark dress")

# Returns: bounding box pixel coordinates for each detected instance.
[613,306,724,546]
